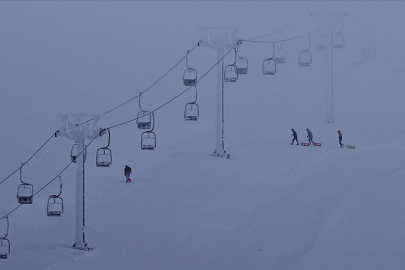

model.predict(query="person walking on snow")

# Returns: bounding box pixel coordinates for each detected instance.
[291,129,299,145]
[338,130,344,148]
[306,128,314,145]
[124,165,132,183]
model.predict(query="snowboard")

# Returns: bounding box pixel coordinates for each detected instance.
[126,179,132,183]
[313,143,322,146]
[301,142,310,146]
[346,145,355,149]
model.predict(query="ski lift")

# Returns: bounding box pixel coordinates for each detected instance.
[224,48,238,82]
[96,129,112,167]
[17,163,33,205]
[274,46,286,63]
[141,131,156,150]
[333,19,345,49]
[137,92,153,129]
[47,176,64,217]
[140,112,156,150]
[299,35,312,67]
[184,103,199,121]
[184,84,199,121]
[0,216,10,259]
[316,33,327,51]
[263,42,276,75]
[235,40,248,74]
[183,50,197,86]
[70,143,87,163]
[363,43,376,59]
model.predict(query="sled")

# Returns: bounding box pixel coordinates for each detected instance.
[126,179,132,183]
[313,143,322,146]
[300,142,310,146]
[346,145,355,149]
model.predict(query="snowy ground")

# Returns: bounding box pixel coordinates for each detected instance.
[1,1,405,270]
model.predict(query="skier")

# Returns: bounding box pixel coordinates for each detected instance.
[124,165,132,183]
[306,128,314,145]
[291,128,299,145]
[338,130,344,148]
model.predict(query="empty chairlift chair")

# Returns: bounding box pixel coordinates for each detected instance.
[316,33,327,51]
[0,216,10,259]
[184,84,199,121]
[333,19,345,49]
[299,35,312,67]
[224,48,238,82]
[263,42,276,75]
[47,176,64,217]
[141,131,156,150]
[235,40,248,75]
[137,91,153,130]
[274,46,286,63]
[96,129,112,167]
[70,143,87,164]
[17,164,33,205]
[183,50,197,86]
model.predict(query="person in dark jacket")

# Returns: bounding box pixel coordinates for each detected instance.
[124,165,132,183]
[306,128,314,145]
[291,128,299,145]
[338,130,344,148]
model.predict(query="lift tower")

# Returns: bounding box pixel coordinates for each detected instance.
[200,27,238,159]
[57,114,102,250]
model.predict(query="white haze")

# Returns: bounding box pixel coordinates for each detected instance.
[1,1,405,269]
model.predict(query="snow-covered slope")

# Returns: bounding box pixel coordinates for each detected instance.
[1,2,405,270]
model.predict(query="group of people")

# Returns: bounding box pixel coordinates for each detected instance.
[291,128,345,147]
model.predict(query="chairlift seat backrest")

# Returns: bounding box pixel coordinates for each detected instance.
[17,184,33,204]
[137,111,152,129]
[236,57,248,74]
[263,59,276,75]
[274,48,286,63]
[141,131,156,150]
[224,65,238,82]
[183,69,197,86]
[299,51,312,67]
[0,238,10,259]
[333,33,345,48]
[184,103,199,121]
[96,148,112,167]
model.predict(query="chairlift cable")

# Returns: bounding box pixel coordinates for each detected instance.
[0,132,56,186]
[107,42,238,130]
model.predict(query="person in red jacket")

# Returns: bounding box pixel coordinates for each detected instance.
[338,130,344,148]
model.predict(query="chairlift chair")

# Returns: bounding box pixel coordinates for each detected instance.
[274,47,286,63]
[17,164,33,204]
[137,111,152,129]
[183,50,197,86]
[47,176,64,217]
[71,143,87,163]
[47,196,64,216]
[316,34,327,51]
[0,216,10,259]
[96,129,112,167]
[0,238,10,259]
[141,131,156,150]
[236,57,248,75]
[183,68,197,86]
[184,103,199,121]
[299,51,312,67]
[263,59,276,75]
[333,33,345,48]
[299,35,312,67]
[263,42,276,75]
[224,65,238,82]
